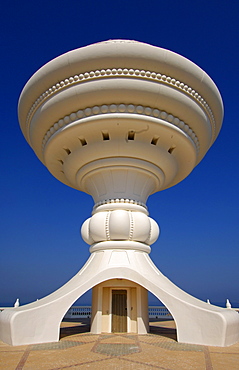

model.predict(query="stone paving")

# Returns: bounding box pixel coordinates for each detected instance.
[0,319,239,369]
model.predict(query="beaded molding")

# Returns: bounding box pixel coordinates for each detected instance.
[93,198,148,211]
[105,210,111,241]
[41,103,200,152]
[129,211,134,241]
[26,67,215,139]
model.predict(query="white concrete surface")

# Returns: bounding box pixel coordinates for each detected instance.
[1,239,239,346]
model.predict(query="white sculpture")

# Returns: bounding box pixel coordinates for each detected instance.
[14,299,19,308]
[0,40,239,347]
[226,299,232,309]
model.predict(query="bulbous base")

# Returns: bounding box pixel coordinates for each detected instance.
[81,200,159,247]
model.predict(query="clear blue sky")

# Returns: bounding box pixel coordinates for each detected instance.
[1,0,239,307]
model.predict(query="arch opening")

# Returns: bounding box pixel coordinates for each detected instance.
[60,279,177,339]
[60,290,92,339]
[148,292,177,341]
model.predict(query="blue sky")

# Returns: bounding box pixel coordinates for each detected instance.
[1,0,239,307]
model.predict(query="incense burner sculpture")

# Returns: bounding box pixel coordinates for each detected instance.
[1,40,239,346]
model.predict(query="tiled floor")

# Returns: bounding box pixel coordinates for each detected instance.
[0,320,239,369]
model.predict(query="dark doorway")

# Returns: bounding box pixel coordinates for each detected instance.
[112,290,127,332]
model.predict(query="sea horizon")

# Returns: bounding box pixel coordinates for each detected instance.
[1,301,239,309]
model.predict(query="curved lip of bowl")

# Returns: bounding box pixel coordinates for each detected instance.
[18,39,223,147]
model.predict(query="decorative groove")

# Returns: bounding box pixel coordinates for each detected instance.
[25,68,215,139]
[145,221,152,245]
[87,220,95,245]
[41,103,200,152]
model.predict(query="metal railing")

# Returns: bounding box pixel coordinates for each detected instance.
[64,306,92,318]
[63,305,173,319]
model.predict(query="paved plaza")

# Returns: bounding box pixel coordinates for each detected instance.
[0,319,238,369]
